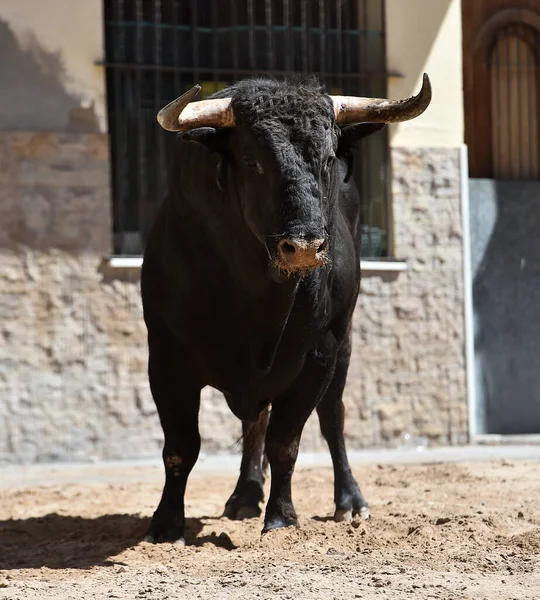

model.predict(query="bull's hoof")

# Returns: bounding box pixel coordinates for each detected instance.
[333,488,370,522]
[223,482,264,520]
[223,496,262,520]
[145,511,186,544]
[334,505,370,522]
[262,515,299,533]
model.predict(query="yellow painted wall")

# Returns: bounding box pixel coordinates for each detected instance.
[0,0,106,132]
[386,0,464,148]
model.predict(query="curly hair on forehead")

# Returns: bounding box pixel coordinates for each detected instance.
[209,76,336,130]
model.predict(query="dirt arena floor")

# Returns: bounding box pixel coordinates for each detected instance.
[1,458,539,599]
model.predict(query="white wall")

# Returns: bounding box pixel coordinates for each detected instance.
[0,0,106,132]
[385,0,464,148]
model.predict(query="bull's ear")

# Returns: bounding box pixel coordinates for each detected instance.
[178,127,230,193]
[178,127,230,151]
[338,123,385,151]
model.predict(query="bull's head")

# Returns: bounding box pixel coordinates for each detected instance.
[156,76,431,277]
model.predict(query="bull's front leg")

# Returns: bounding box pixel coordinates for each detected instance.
[316,333,369,521]
[263,335,338,533]
[144,319,201,545]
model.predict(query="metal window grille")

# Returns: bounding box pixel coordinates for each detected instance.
[490,22,540,180]
[103,0,390,257]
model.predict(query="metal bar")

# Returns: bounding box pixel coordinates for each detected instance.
[248,0,255,69]
[154,0,165,204]
[172,0,180,93]
[112,0,126,254]
[99,62,386,79]
[191,0,199,82]
[319,0,325,74]
[337,0,343,91]
[231,0,239,73]
[265,0,274,70]
[284,0,292,72]
[102,21,384,36]
[363,0,373,257]
[344,0,351,75]
[301,0,308,72]
[382,0,392,257]
[135,0,145,253]
[212,0,219,90]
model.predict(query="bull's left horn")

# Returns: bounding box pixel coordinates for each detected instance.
[157,86,235,132]
[331,73,432,125]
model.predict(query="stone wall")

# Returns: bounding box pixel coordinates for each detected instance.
[0,135,468,464]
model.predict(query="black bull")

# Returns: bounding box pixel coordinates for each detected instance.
[140,77,431,543]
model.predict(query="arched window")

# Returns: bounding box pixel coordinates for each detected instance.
[464,8,540,179]
[489,24,539,180]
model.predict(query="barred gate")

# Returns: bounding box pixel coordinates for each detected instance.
[103,0,389,257]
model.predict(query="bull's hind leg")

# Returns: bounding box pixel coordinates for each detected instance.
[263,335,338,533]
[144,317,201,544]
[223,406,269,519]
[316,334,369,521]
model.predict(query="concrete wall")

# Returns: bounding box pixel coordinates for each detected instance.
[0,0,106,132]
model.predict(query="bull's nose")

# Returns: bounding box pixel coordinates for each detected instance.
[277,237,328,271]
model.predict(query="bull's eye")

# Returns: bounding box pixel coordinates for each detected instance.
[243,155,263,173]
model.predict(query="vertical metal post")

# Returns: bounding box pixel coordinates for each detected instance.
[336,0,343,92]
[301,0,308,72]
[212,0,219,90]
[343,0,351,76]
[172,0,180,93]
[248,0,255,70]
[113,0,126,254]
[284,0,292,73]
[154,0,164,201]
[318,0,325,74]
[265,0,275,70]
[363,0,373,257]
[191,0,200,83]
[382,0,392,257]
[232,0,239,73]
[135,0,145,254]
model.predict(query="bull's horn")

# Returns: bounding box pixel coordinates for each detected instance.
[157,85,235,132]
[331,73,432,125]
[158,74,431,132]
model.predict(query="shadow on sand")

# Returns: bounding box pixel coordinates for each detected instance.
[0,513,236,570]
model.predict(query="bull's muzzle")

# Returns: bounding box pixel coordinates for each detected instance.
[276,237,328,273]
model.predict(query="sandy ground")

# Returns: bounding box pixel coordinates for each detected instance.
[1,457,539,599]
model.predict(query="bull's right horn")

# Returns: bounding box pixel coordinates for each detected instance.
[157,85,235,132]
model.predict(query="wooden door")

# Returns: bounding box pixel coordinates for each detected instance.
[462,0,540,178]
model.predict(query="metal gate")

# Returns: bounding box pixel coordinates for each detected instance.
[103,0,389,256]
